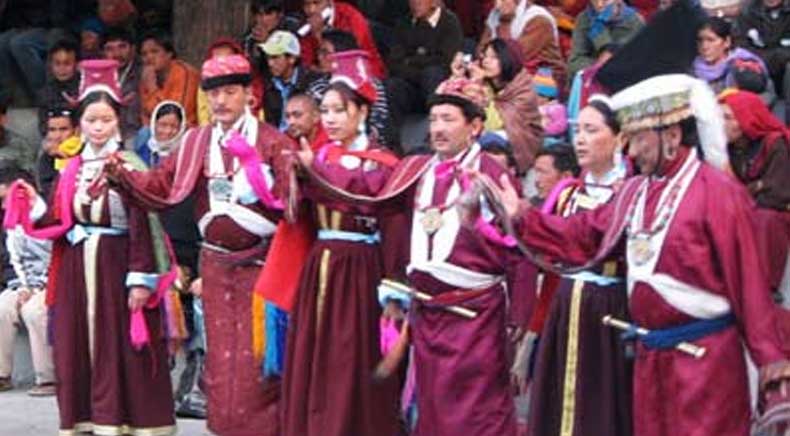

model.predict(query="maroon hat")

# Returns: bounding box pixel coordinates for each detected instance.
[74,59,124,103]
[201,54,253,90]
[329,50,377,103]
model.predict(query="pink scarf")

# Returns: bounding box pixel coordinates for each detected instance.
[225,131,284,210]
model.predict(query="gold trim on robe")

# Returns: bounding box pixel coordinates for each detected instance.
[560,279,585,436]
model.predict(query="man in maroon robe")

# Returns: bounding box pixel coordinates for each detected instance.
[485,74,790,436]
[108,54,294,436]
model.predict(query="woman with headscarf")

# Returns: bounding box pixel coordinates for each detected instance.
[720,89,790,296]
[693,17,776,103]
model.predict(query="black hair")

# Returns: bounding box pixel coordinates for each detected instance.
[321,29,359,53]
[483,38,522,84]
[77,91,121,121]
[586,99,621,134]
[677,117,700,149]
[46,106,77,126]
[324,81,371,111]
[427,94,485,123]
[0,162,32,185]
[536,144,581,177]
[102,26,136,47]
[700,16,732,40]
[154,103,183,123]
[251,0,284,14]
[140,31,176,57]
[287,92,319,109]
[47,38,79,58]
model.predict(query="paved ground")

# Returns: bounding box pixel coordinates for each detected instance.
[0,389,211,435]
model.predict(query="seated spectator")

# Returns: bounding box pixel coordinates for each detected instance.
[134,100,187,166]
[533,68,568,147]
[479,0,567,94]
[0,165,54,396]
[479,131,518,172]
[197,37,266,125]
[735,0,790,124]
[37,107,77,198]
[139,32,199,126]
[284,93,326,149]
[386,0,462,137]
[0,96,37,173]
[532,144,580,206]
[453,38,542,174]
[693,16,775,101]
[242,0,300,77]
[261,30,321,131]
[103,27,143,142]
[299,0,387,78]
[308,30,393,149]
[567,0,643,86]
[0,0,72,104]
[720,89,790,295]
[37,39,79,136]
[79,17,105,60]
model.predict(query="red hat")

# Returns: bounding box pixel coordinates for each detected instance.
[201,54,253,90]
[75,59,124,103]
[329,50,377,104]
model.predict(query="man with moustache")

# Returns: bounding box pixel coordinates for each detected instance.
[489,74,790,436]
[108,54,294,436]
[102,27,142,141]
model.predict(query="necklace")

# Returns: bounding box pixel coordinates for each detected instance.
[626,152,700,266]
[414,145,480,236]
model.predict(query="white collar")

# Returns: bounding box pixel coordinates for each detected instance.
[81,138,120,160]
[414,7,442,28]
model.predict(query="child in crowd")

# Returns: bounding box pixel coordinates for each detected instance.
[533,68,568,147]
[37,40,79,136]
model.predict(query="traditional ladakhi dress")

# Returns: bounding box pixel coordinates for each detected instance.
[405,145,522,436]
[35,141,176,436]
[528,163,633,436]
[515,147,790,436]
[115,113,294,436]
[281,136,400,436]
[360,143,524,436]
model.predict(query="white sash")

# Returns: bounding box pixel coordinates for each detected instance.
[626,150,731,319]
[408,144,504,289]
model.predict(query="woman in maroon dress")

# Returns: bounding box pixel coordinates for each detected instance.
[527,97,633,436]
[281,78,400,436]
[18,60,175,436]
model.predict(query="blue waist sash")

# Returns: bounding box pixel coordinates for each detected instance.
[317,229,381,244]
[626,313,736,350]
[66,224,128,245]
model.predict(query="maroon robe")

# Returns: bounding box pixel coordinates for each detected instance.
[281,139,400,436]
[114,121,294,436]
[527,178,632,436]
[41,154,175,435]
[514,148,790,436]
[402,148,522,436]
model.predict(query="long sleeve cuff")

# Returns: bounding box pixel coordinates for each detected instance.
[125,272,160,290]
[30,195,47,222]
[377,281,412,310]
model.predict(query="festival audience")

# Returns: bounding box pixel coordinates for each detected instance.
[284,92,326,149]
[139,31,199,126]
[37,39,80,135]
[37,107,77,198]
[102,26,143,141]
